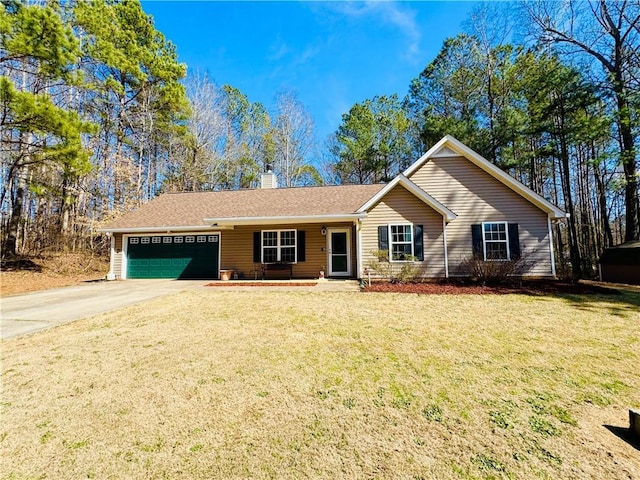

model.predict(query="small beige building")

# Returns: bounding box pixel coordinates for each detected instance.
[100,136,566,280]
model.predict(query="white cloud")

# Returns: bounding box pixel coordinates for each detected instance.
[328,1,422,62]
[267,33,322,69]
[268,36,292,62]
[299,44,322,64]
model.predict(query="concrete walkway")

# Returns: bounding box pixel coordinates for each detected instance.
[314,279,361,292]
[1,280,206,339]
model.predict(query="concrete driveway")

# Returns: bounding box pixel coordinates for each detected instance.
[1,280,207,339]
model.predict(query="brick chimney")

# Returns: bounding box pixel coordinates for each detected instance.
[260,164,277,189]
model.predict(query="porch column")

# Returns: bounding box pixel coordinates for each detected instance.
[106,233,117,281]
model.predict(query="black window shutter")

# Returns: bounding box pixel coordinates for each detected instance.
[508,223,520,259]
[297,230,306,262]
[253,232,261,263]
[471,224,483,259]
[413,224,424,261]
[378,225,389,252]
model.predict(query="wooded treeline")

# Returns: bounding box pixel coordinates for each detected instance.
[1,0,319,258]
[2,0,639,279]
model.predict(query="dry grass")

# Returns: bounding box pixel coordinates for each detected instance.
[0,253,109,296]
[1,290,639,479]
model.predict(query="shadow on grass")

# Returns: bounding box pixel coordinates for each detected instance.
[604,425,640,451]
[552,290,640,318]
[471,280,640,318]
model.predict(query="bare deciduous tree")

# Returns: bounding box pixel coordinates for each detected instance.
[524,0,640,241]
[272,90,318,187]
[183,71,226,191]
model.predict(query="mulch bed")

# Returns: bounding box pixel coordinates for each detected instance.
[363,281,621,296]
[206,282,318,287]
[204,280,625,295]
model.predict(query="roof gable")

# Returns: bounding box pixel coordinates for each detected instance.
[357,174,457,222]
[403,135,566,220]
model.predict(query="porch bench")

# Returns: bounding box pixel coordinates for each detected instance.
[261,262,293,280]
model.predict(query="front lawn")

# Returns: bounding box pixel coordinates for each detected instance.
[1,290,639,479]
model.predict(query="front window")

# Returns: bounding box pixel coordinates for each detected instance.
[483,222,509,260]
[279,230,296,262]
[390,224,413,261]
[262,230,296,263]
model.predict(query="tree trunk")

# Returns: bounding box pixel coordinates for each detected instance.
[5,178,25,257]
[554,95,582,279]
[559,144,582,280]
[614,83,639,241]
[592,142,614,248]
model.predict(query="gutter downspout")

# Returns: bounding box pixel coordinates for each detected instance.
[548,217,557,278]
[356,219,363,279]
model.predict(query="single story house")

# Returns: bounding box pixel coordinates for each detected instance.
[599,241,640,285]
[100,135,566,280]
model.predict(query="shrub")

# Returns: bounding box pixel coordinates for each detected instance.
[460,250,536,285]
[366,250,424,283]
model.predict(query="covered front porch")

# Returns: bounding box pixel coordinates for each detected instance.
[215,220,361,280]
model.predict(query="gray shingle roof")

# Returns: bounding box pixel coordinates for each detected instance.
[102,184,385,230]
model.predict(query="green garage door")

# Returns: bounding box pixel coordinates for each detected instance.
[127,234,219,279]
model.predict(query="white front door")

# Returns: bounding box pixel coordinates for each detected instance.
[327,229,351,277]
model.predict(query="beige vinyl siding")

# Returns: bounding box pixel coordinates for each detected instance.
[361,185,445,277]
[115,224,353,279]
[409,155,553,276]
[220,223,356,279]
[113,234,123,279]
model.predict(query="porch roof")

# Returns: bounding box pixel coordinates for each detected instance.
[100,184,385,232]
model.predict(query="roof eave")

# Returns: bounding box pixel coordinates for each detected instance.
[99,214,371,233]
[97,225,217,234]
[202,213,368,226]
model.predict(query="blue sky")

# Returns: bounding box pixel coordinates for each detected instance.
[142,1,476,144]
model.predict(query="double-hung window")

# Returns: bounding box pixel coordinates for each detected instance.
[482,222,509,260]
[378,224,424,262]
[262,230,296,263]
[390,224,413,261]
